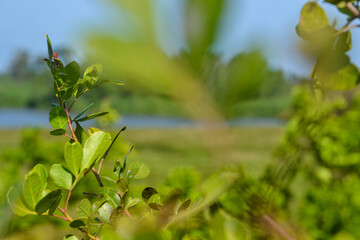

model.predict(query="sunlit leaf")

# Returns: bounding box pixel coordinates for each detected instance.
[298,2,329,35]
[76,198,92,219]
[83,63,103,88]
[49,106,67,130]
[23,173,43,209]
[63,235,80,240]
[50,164,73,190]
[93,79,125,88]
[127,162,150,181]
[7,187,36,216]
[98,202,112,224]
[81,131,111,171]
[64,142,83,177]
[316,53,360,90]
[99,187,121,208]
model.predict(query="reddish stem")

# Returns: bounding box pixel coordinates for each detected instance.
[65,188,73,212]
[125,210,132,218]
[57,206,66,216]
[64,107,79,142]
[53,214,69,221]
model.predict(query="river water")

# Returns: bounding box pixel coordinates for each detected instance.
[0,108,285,129]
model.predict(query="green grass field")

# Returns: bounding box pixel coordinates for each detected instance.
[0,126,284,183]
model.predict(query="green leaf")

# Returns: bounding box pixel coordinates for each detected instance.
[149,203,162,211]
[69,219,86,228]
[50,129,66,136]
[316,53,360,90]
[88,127,101,136]
[125,197,140,210]
[116,178,128,196]
[178,199,191,212]
[74,122,88,145]
[29,164,48,185]
[81,131,111,171]
[35,189,62,215]
[127,162,150,181]
[167,172,239,227]
[46,35,53,63]
[335,31,352,52]
[298,2,329,35]
[64,142,83,177]
[50,164,73,190]
[119,145,133,175]
[73,102,94,120]
[23,173,43,209]
[49,106,67,130]
[76,112,109,122]
[93,79,125,88]
[142,187,158,202]
[63,235,80,240]
[83,63,103,88]
[62,61,81,90]
[7,187,36,216]
[28,164,48,196]
[98,203,112,224]
[76,198,92,219]
[99,187,121,208]
[148,193,161,204]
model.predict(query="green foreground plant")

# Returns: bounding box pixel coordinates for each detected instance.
[8,1,360,239]
[6,37,239,240]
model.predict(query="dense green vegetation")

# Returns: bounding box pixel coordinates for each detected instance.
[0,50,293,118]
[4,0,360,239]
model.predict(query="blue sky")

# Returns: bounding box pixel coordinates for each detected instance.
[0,0,359,76]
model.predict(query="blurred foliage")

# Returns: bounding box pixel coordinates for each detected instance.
[5,0,360,239]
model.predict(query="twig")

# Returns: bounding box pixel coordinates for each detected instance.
[64,107,79,142]
[92,167,104,187]
[68,98,77,111]
[83,192,102,198]
[64,188,73,212]
[347,2,360,16]
[53,214,69,221]
[64,133,73,139]
[97,126,126,174]
[259,214,296,240]
[336,24,360,36]
[57,206,66,216]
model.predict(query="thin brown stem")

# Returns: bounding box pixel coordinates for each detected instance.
[92,167,104,187]
[64,107,79,142]
[97,158,104,174]
[125,210,132,218]
[347,2,360,17]
[64,133,73,139]
[68,98,77,112]
[53,214,70,221]
[57,206,66,216]
[259,214,297,240]
[336,24,360,36]
[64,188,73,212]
